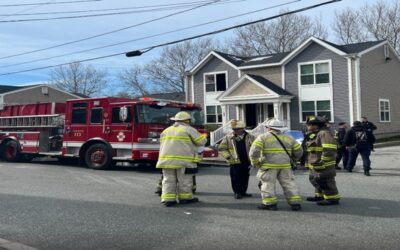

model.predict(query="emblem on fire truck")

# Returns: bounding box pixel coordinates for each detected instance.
[117,131,125,142]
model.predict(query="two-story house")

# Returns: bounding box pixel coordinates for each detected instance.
[186,37,400,144]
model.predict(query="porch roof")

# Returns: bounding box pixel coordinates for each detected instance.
[217,74,293,104]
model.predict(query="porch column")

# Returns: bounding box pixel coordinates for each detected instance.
[273,102,283,121]
[286,103,291,129]
[221,104,228,127]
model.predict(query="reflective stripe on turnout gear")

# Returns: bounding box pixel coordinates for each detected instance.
[262,196,278,205]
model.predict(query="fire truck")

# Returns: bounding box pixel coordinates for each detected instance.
[0,97,215,169]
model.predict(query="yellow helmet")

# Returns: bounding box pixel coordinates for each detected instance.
[230,120,246,129]
[170,111,192,121]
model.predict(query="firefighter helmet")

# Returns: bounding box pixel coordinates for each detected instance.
[170,111,192,121]
[230,120,246,129]
[306,116,326,125]
[265,118,285,131]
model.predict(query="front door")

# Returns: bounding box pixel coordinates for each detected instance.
[245,104,257,128]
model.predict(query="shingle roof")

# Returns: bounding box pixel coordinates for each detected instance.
[0,85,25,94]
[247,74,292,96]
[214,51,290,67]
[213,40,386,68]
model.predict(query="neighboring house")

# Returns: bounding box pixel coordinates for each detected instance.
[186,36,400,143]
[144,92,186,102]
[0,84,83,109]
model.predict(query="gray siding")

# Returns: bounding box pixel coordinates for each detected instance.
[192,56,239,121]
[242,66,282,86]
[360,45,400,137]
[3,86,79,105]
[285,42,349,130]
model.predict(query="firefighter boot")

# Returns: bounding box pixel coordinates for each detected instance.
[306,196,324,202]
[179,197,199,204]
[257,204,278,210]
[290,204,302,211]
[317,199,339,206]
[163,201,177,207]
[364,170,371,176]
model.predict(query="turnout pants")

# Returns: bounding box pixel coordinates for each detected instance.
[257,169,301,205]
[161,168,193,202]
[309,167,340,201]
[230,164,250,195]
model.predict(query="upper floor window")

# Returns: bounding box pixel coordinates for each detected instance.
[205,73,227,92]
[379,99,390,122]
[300,62,330,85]
[301,100,331,122]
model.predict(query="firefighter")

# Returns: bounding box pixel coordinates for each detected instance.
[218,120,255,199]
[334,122,348,170]
[156,111,207,207]
[249,119,303,211]
[305,116,340,206]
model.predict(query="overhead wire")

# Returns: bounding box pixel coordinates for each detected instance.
[0,0,224,60]
[0,0,243,16]
[0,0,300,69]
[0,1,241,23]
[0,0,57,21]
[0,0,342,77]
[0,0,103,7]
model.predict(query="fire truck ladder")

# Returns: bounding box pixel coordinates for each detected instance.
[0,114,64,128]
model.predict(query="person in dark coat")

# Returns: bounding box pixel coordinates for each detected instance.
[334,122,348,170]
[343,121,371,176]
[361,116,377,151]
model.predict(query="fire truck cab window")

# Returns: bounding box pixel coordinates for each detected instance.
[91,108,103,124]
[72,103,87,124]
[135,104,203,126]
[112,106,132,123]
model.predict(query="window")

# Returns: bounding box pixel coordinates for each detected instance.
[112,106,132,123]
[300,62,330,85]
[301,100,331,122]
[71,102,87,124]
[379,99,390,122]
[206,105,222,123]
[205,73,227,92]
[91,108,103,124]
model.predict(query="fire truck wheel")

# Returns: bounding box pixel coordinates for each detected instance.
[85,143,113,170]
[2,140,21,162]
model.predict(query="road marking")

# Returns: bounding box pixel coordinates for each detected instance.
[368,206,381,210]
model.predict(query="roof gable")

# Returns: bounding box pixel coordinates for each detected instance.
[218,74,292,102]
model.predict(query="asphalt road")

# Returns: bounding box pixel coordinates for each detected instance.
[0,146,399,250]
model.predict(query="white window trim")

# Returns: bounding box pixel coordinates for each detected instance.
[205,104,223,124]
[298,60,332,86]
[299,100,333,123]
[379,98,391,122]
[203,71,228,94]
[297,59,334,123]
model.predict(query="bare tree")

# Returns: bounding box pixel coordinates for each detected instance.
[118,64,150,97]
[48,61,108,97]
[360,0,400,51]
[227,10,328,56]
[333,8,368,44]
[145,38,219,93]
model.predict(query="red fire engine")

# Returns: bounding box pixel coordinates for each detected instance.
[0,97,215,169]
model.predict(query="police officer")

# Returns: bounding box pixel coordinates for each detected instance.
[218,120,255,199]
[156,111,207,207]
[305,116,340,206]
[249,119,303,211]
[334,122,348,170]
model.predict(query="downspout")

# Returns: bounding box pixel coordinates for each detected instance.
[355,56,362,121]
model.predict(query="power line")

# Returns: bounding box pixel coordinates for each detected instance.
[0,0,300,69]
[0,5,215,23]
[0,0,223,60]
[0,0,102,7]
[0,0,57,21]
[0,0,242,16]
[0,0,342,77]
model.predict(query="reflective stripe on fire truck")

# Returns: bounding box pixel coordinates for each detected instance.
[63,142,160,150]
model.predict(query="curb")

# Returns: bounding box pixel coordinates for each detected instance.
[0,238,38,250]
[374,141,400,148]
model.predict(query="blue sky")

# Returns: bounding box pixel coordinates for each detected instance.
[0,0,381,94]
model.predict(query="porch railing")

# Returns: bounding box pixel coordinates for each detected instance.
[209,119,288,146]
